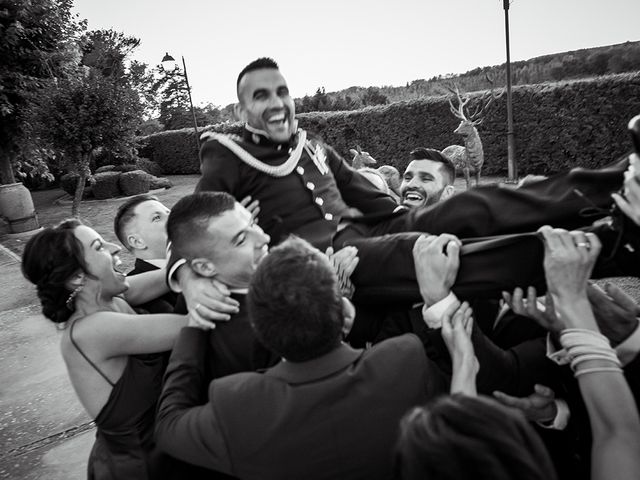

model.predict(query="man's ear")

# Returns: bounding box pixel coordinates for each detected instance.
[65,271,85,291]
[189,258,217,278]
[442,184,456,200]
[126,233,146,251]
[341,297,356,338]
[234,103,247,123]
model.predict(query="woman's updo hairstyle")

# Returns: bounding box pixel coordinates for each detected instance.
[22,219,89,324]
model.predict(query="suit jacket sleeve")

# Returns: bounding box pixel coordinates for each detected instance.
[323,143,399,215]
[471,326,561,396]
[156,327,233,473]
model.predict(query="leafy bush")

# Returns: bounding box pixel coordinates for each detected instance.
[95,165,116,173]
[119,170,150,196]
[135,158,163,176]
[137,72,640,176]
[92,171,121,199]
[149,176,172,190]
[60,172,93,198]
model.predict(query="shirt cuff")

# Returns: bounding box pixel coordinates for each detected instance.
[546,333,571,366]
[422,292,458,329]
[537,399,570,430]
[168,258,188,293]
[615,319,640,366]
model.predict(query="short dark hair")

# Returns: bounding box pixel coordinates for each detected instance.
[395,394,557,480]
[22,219,90,324]
[409,147,456,185]
[113,194,159,250]
[166,192,236,260]
[236,57,279,91]
[247,237,343,362]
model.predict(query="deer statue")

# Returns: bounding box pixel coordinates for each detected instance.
[441,81,503,189]
[349,145,402,201]
[349,145,377,169]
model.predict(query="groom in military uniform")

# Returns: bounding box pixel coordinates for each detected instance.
[173,57,636,309]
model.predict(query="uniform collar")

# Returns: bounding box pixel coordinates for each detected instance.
[242,124,294,149]
[265,342,364,384]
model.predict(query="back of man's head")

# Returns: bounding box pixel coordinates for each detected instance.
[237,57,279,90]
[167,192,235,260]
[409,147,456,185]
[248,237,343,362]
[114,194,159,251]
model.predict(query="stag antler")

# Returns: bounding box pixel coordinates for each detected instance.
[467,72,505,123]
[445,83,471,121]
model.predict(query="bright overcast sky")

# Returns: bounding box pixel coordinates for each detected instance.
[72,0,640,107]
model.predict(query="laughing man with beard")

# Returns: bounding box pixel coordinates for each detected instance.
[400,148,456,208]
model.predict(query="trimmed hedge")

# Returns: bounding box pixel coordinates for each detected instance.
[92,171,121,199]
[137,72,640,176]
[119,170,151,196]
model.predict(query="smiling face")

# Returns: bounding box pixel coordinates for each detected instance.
[196,203,271,289]
[73,225,129,297]
[400,159,452,208]
[236,68,296,143]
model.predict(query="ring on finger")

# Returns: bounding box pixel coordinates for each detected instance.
[576,242,590,249]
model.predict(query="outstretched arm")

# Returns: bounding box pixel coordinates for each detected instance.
[539,226,640,480]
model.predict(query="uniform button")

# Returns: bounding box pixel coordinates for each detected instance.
[296,166,304,175]
[324,213,333,221]
[306,182,315,190]
[315,197,324,206]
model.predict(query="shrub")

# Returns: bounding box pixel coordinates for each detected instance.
[92,171,121,199]
[60,172,92,198]
[113,164,138,173]
[95,165,116,173]
[135,158,163,176]
[149,176,172,190]
[119,170,150,196]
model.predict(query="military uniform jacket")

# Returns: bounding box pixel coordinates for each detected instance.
[196,128,399,248]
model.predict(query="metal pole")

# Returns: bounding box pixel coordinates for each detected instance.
[182,56,200,151]
[504,0,517,181]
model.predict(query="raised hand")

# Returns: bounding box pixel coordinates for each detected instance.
[240,195,261,222]
[493,384,558,424]
[326,246,359,299]
[502,286,564,333]
[179,268,239,323]
[413,233,461,306]
[587,282,640,346]
[538,226,601,301]
[441,301,478,395]
[538,226,601,331]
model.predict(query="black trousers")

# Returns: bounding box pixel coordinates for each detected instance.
[335,155,632,305]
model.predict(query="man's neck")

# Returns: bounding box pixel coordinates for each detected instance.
[243,124,294,148]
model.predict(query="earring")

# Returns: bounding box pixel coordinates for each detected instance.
[66,285,83,310]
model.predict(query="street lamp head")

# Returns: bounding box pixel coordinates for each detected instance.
[161,52,176,71]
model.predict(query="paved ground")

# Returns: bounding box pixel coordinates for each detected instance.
[2,174,639,479]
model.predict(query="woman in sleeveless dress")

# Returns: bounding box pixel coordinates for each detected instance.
[22,219,193,480]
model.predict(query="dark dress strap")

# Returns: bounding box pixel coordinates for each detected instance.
[69,320,116,387]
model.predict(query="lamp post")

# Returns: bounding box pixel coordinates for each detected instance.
[161,52,200,150]
[503,0,517,181]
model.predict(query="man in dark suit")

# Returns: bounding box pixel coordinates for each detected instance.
[166,192,279,381]
[114,194,177,313]
[156,235,448,479]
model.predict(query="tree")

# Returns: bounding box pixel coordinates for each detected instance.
[28,72,142,216]
[0,0,84,184]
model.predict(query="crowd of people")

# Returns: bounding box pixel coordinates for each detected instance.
[21,57,640,480]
